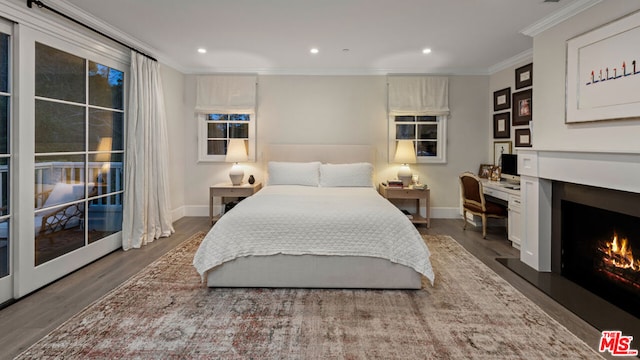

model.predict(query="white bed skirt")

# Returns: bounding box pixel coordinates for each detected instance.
[207,254,423,289]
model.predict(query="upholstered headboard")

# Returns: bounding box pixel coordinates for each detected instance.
[265,144,374,164]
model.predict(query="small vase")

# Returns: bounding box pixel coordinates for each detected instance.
[248,175,255,184]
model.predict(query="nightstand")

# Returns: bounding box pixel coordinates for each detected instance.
[379,183,430,227]
[209,182,262,224]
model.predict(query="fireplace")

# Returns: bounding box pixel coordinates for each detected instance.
[552,182,640,319]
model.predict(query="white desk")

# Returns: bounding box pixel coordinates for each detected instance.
[481,180,522,248]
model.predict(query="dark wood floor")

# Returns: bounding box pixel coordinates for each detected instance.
[0,217,612,359]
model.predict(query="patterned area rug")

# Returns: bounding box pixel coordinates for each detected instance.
[17,232,602,359]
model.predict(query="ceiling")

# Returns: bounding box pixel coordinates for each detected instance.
[56,0,585,75]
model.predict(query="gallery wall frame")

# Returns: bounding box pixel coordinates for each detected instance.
[515,128,532,147]
[515,63,533,89]
[493,87,511,111]
[493,141,512,166]
[493,112,510,139]
[566,10,640,123]
[512,89,532,125]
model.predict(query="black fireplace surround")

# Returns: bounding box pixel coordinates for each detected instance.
[551,182,640,337]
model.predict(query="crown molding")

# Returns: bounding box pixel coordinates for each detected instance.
[50,0,186,71]
[520,0,602,37]
[488,49,533,75]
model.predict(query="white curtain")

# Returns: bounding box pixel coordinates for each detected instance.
[195,75,257,114]
[388,76,450,116]
[122,51,174,250]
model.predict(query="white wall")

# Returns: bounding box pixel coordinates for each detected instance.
[160,64,186,220]
[177,74,489,218]
[532,1,640,152]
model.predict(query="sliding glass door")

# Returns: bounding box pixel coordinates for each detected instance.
[0,19,12,304]
[14,25,126,297]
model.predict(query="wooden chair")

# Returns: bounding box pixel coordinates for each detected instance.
[459,172,507,239]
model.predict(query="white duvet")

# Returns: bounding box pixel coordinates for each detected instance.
[193,185,435,285]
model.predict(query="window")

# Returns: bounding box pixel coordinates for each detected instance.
[195,75,257,162]
[200,113,251,158]
[390,115,447,163]
[34,42,124,265]
[387,76,449,164]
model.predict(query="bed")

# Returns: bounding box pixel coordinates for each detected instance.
[193,145,434,289]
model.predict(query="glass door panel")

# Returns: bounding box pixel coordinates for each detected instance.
[0,22,11,303]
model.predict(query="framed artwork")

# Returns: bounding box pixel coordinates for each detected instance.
[515,128,532,147]
[512,89,532,125]
[515,63,533,89]
[566,10,640,123]
[493,112,510,138]
[493,87,511,111]
[493,141,512,166]
[478,164,493,179]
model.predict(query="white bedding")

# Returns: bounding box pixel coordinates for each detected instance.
[193,185,435,285]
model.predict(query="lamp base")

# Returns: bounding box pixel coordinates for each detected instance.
[229,163,244,186]
[397,164,412,187]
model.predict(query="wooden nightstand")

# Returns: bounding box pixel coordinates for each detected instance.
[379,183,430,227]
[209,182,262,224]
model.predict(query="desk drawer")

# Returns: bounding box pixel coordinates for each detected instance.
[508,194,521,210]
[483,188,508,201]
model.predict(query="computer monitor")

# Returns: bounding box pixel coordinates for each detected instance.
[500,153,519,183]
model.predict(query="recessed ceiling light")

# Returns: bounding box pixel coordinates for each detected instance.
[422,48,432,54]
[310,48,319,54]
[197,48,207,54]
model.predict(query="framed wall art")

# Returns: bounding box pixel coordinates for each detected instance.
[512,89,532,125]
[493,112,510,138]
[515,63,533,89]
[493,141,512,166]
[566,10,640,123]
[493,87,510,111]
[515,128,532,147]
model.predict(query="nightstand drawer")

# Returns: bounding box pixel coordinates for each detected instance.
[210,187,255,197]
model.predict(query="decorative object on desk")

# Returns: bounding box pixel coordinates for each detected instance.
[512,89,532,125]
[515,63,533,89]
[493,87,511,111]
[493,141,512,166]
[493,112,510,139]
[225,139,248,185]
[515,128,532,147]
[566,11,640,123]
[248,175,255,185]
[490,166,501,182]
[478,164,493,179]
[411,174,419,185]
[393,140,417,187]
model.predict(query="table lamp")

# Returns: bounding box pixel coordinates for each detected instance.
[394,140,417,187]
[225,139,248,185]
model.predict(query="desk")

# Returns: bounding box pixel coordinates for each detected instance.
[481,180,522,248]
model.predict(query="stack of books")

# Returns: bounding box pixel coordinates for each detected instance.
[387,180,404,188]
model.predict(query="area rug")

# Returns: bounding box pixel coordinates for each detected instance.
[16,232,602,359]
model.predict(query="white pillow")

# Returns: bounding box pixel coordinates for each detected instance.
[319,162,374,187]
[267,161,321,186]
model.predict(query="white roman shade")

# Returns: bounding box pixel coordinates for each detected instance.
[388,76,449,116]
[195,75,257,114]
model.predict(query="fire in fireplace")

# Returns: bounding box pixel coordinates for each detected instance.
[598,232,640,294]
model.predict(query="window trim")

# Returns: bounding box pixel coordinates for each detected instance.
[388,114,447,164]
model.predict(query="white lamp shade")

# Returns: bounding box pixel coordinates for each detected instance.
[225,139,248,163]
[394,140,417,164]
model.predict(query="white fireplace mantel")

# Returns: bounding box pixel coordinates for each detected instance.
[516,149,640,271]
